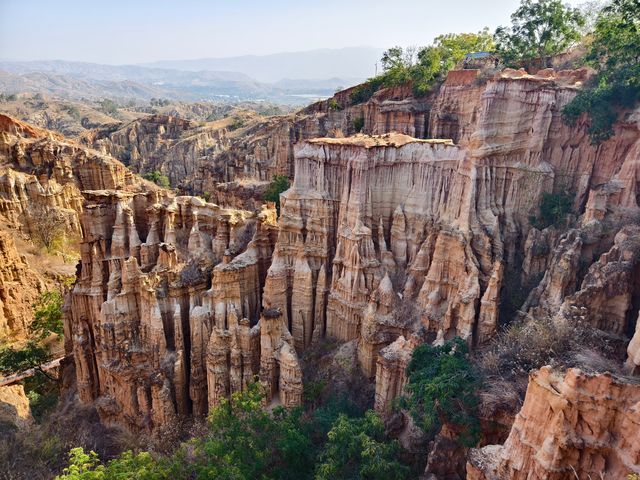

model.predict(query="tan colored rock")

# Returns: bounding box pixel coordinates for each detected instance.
[0,231,45,340]
[468,367,640,479]
[259,308,303,408]
[0,384,33,429]
[67,187,282,430]
[374,335,415,414]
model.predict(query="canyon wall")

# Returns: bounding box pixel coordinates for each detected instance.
[0,231,45,340]
[67,188,304,429]
[467,367,640,480]
[262,68,640,408]
[0,113,144,340]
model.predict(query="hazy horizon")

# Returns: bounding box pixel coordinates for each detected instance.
[0,0,587,65]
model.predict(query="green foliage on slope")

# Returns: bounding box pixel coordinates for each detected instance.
[350,29,495,104]
[263,174,290,214]
[55,383,410,480]
[494,0,585,67]
[563,0,640,143]
[402,338,481,447]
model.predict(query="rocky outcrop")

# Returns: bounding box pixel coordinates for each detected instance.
[66,186,303,430]
[0,113,142,241]
[90,115,230,187]
[260,68,640,423]
[0,231,45,340]
[0,384,32,430]
[467,367,640,479]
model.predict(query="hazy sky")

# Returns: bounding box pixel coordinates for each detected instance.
[0,0,586,64]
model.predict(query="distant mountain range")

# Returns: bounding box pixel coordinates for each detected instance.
[0,47,382,105]
[141,47,383,83]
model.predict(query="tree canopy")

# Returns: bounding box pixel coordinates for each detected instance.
[494,0,585,67]
[351,29,495,103]
[55,383,410,480]
[563,0,640,143]
[402,338,481,447]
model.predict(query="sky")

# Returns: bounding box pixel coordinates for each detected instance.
[0,0,586,64]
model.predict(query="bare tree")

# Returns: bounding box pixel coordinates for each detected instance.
[29,207,68,253]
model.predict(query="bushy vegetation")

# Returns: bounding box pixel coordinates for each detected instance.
[29,207,69,254]
[55,383,409,480]
[315,411,409,480]
[563,0,640,143]
[352,116,365,133]
[494,0,585,68]
[263,174,290,214]
[0,92,18,102]
[529,191,574,229]
[30,290,65,340]
[149,97,171,107]
[402,338,481,447]
[99,98,119,116]
[143,170,171,188]
[0,288,67,423]
[350,29,494,104]
[327,98,340,111]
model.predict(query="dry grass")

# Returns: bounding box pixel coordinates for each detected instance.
[476,315,627,411]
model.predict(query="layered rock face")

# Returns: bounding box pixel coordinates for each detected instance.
[0,113,138,240]
[0,114,143,340]
[262,68,640,419]
[86,84,435,209]
[67,187,303,429]
[0,231,45,340]
[467,367,640,479]
[90,114,230,187]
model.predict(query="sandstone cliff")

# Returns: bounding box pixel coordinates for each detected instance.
[467,366,640,479]
[0,231,45,340]
[261,68,640,411]
[0,114,144,341]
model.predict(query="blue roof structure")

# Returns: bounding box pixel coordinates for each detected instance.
[465,52,493,59]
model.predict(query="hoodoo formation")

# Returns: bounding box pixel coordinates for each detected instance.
[1,1,640,477]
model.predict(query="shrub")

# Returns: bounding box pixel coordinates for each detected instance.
[352,117,365,133]
[315,411,409,480]
[350,76,386,105]
[529,191,573,229]
[228,116,246,131]
[99,98,118,116]
[327,98,340,111]
[143,171,171,188]
[29,207,68,254]
[562,0,640,143]
[263,174,290,215]
[0,341,50,376]
[402,338,481,447]
[30,291,64,340]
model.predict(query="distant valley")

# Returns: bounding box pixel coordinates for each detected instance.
[0,47,380,105]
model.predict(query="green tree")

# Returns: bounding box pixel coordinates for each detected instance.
[99,98,119,116]
[55,448,162,480]
[495,0,585,68]
[315,411,409,480]
[563,0,640,143]
[30,291,64,340]
[412,29,495,95]
[351,30,495,103]
[263,174,290,214]
[402,338,481,447]
[0,341,50,376]
[143,171,171,188]
[529,191,573,228]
